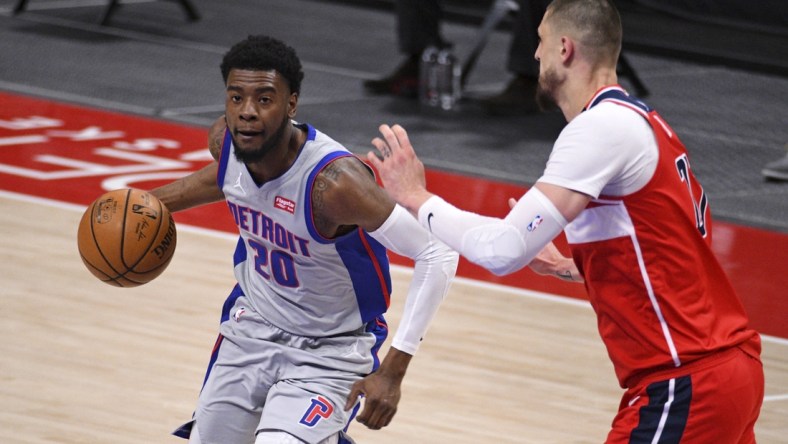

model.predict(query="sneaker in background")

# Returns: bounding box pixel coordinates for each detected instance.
[762,150,788,181]
[363,55,420,99]
[478,75,540,116]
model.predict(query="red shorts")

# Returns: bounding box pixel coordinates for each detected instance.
[606,346,764,443]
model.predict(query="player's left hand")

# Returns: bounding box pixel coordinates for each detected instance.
[345,370,402,429]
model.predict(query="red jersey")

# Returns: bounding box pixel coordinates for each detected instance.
[564,87,760,388]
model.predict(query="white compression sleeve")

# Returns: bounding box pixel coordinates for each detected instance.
[368,204,459,355]
[416,188,568,275]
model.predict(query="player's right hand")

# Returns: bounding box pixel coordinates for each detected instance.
[345,370,401,430]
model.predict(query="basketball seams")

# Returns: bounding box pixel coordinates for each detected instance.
[90,189,123,282]
[120,188,131,270]
[86,198,124,280]
[77,188,176,288]
[87,196,137,287]
[125,189,165,274]
[79,198,144,288]
[145,212,177,269]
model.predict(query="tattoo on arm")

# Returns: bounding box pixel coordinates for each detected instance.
[322,162,341,181]
[312,175,328,230]
[311,162,344,234]
[556,270,574,281]
[211,132,222,150]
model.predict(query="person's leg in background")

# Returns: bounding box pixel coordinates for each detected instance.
[363,0,448,98]
[479,0,549,115]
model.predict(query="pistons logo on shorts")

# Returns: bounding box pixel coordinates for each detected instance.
[299,395,334,427]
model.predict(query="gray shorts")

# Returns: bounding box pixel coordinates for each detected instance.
[186,294,385,444]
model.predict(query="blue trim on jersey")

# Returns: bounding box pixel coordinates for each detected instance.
[336,232,392,322]
[304,122,316,142]
[232,236,247,266]
[587,87,651,113]
[630,376,692,443]
[220,283,246,323]
[303,151,357,244]
[302,148,393,323]
[366,316,389,371]
[216,127,233,189]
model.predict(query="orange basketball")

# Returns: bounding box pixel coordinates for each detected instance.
[77,188,177,287]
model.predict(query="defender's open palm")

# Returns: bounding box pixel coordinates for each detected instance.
[368,124,433,214]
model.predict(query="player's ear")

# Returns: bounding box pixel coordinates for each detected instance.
[288,92,298,118]
[560,37,574,63]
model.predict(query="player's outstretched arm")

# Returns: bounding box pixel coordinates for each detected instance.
[346,202,458,430]
[314,156,458,429]
[369,124,590,278]
[505,198,583,283]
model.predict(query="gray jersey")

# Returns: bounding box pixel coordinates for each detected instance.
[217,123,392,336]
[174,123,391,443]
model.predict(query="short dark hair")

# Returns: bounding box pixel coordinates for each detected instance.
[220,35,304,95]
[547,0,622,65]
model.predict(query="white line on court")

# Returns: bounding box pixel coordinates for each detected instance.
[4,189,787,404]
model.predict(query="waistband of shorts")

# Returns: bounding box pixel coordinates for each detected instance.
[625,340,759,389]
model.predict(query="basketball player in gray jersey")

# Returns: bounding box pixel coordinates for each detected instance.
[151,35,459,444]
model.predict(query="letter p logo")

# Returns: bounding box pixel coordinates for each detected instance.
[299,395,334,427]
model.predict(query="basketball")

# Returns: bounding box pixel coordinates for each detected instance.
[77,188,177,287]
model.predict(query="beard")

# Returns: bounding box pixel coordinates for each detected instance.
[535,67,561,113]
[231,115,290,164]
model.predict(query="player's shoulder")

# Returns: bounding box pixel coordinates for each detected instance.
[299,126,350,162]
[571,101,652,139]
[314,155,375,192]
[583,100,645,121]
[207,116,227,161]
[302,125,364,175]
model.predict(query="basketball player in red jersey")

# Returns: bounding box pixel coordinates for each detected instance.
[367,0,764,442]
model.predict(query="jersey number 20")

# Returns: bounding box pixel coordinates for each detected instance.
[248,239,299,287]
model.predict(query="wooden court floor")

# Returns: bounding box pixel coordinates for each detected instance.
[2,195,786,443]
